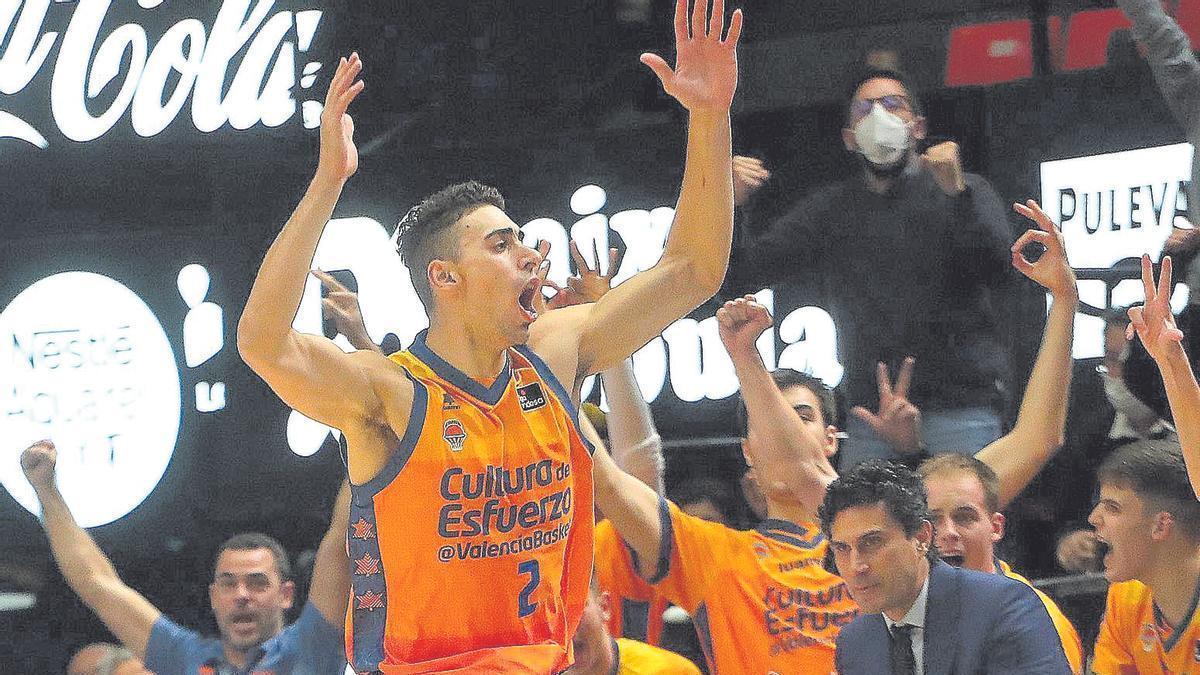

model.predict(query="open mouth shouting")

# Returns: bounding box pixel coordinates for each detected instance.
[518,277,541,322]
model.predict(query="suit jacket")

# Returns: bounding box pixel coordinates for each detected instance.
[834,560,1072,675]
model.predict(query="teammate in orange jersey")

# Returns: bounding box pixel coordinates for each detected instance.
[236,0,743,670]
[1089,256,1200,674]
[591,200,1079,673]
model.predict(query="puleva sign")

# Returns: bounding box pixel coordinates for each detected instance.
[0,0,326,148]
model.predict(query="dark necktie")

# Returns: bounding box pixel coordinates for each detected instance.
[890,623,917,675]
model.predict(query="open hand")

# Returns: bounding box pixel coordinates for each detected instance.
[640,0,743,114]
[20,440,57,492]
[548,240,623,310]
[317,53,366,183]
[1012,200,1077,298]
[733,156,770,206]
[1127,253,1186,364]
[717,295,772,359]
[851,358,923,456]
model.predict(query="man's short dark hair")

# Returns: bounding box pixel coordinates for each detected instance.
[1098,439,1200,541]
[819,460,937,560]
[395,181,506,308]
[844,65,923,124]
[214,533,293,582]
[918,454,1001,514]
[735,369,836,437]
[671,475,748,528]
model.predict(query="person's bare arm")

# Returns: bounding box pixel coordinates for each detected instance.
[1117,0,1200,133]
[975,201,1078,509]
[21,441,161,660]
[306,480,351,626]
[720,297,838,517]
[583,415,664,572]
[1127,254,1200,497]
[602,359,665,495]
[236,55,398,439]
[534,0,742,382]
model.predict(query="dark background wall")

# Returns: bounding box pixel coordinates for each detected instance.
[0,0,1190,670]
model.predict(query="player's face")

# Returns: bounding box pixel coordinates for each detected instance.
[209,548,294,653]
[744,384,838,506]
[1089,483,1156,583]
[831,502,932,616]
[924,470,1003,573]
[451,205,543,343]
[567,591,615,675]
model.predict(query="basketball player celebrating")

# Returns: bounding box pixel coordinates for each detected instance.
[236,0,743,671]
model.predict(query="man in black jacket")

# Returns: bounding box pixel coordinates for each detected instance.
[726,67,1017,469]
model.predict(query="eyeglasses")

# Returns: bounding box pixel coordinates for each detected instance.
[850,94,912,120]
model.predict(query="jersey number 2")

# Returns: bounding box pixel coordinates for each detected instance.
[517,560,540,618]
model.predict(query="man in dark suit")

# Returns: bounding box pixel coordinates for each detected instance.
[819,460,1071,674]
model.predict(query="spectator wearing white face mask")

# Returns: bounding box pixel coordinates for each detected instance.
[725,66,1020,470]
[1100,308,1173,442]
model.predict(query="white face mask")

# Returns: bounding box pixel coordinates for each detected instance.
[852,103,910,167]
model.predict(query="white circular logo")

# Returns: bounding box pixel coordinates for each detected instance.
[0,272,181,527]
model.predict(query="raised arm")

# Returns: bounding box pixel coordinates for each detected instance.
[719,296,839,518]
[236,55,397,443]
[306,480,351,626]
[546,0,742,379]
[1127,254,1200,497]
[602,359,665,495]
[1117,0,1200,133]
[585,415,665,574]
[21,441,161,659]
[975,200,1078,509]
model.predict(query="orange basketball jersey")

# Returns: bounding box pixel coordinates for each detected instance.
[346,331,595,673]
[646,498,858,673]
[1094,580,1200,675]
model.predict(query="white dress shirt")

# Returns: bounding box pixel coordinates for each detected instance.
[884,575,930,675]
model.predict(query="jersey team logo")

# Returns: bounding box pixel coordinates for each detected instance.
[517,382,547,412]
[443,419,467,451]
[1194,638,1200,662]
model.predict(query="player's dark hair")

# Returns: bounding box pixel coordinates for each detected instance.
[819,460,937,561]
[214,532,293,582]
[844,65,923,124]
[735,369,836,437]
[395,181,506,309]
[918,454,1001,514]
[1098,439,1200,541]
[671,475,748,528]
